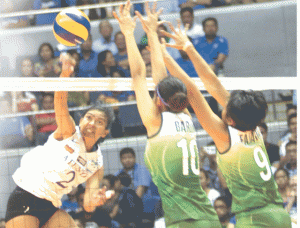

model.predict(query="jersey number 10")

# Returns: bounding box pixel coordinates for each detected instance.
[177,139,200,176]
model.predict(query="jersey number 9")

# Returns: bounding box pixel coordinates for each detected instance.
[254,147,272,181]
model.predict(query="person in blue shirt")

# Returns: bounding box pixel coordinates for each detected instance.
[175,36,198,77]
[77,34,98,78]
[33,0,61,25]
[115,148,152,201]
[114,31,129,70]
[194,17,229,75]
[179,0,206,10]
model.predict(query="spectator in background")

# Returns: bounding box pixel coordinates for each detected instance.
[194,17,229,75]
[168,7,204,60]
[100,175,122,227]
[200,168,221,206]
[279,141,297,178]
[61,185,85,216]
[279,113,297,157]
[92,50,128,78]
[12,91,39,113]
[115,148,152,200]
[286,175,297,223]
[34,43,61,77]
[258,122,280,167]
[179,7,204,39]
[274,168,291,207]
[139,45,151,66]
[115,171,143,228]
[33,0,61,25]
[77,34,98,78]
[213,196,232,228]
[0,93,34,149]
[93,20,118,54]
[114,31,129,70]
[76,0,106,20]
[140,23,171,47]
[35,92,57,145]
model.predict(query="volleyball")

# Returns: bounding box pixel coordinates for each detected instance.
[53,8,91,47]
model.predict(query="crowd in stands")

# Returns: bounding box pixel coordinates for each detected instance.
[1,0,277,29]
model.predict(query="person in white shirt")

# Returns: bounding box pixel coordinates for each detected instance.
[5,54,115,228]
[93,20,118,55]
[167,7,204,59]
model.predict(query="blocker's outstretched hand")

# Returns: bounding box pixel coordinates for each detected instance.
[160,19,193,51]
[135,1,164,34]
[113,0,137,36]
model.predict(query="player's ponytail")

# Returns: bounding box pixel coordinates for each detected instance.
[157,76,188,113]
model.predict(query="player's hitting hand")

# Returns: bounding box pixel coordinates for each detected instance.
[113,0,137,36]
[160,19,193,51]
[135,1,164,34]
[90,187,115,207]
[60,53,76,77]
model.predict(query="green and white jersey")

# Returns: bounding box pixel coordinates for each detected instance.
[145,112,219,226]
[217,126,283,214]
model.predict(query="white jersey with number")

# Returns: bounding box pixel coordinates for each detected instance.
[13,126,103,207]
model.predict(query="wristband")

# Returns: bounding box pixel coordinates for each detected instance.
[183,41,193,51]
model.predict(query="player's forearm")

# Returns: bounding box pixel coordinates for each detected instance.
[83,189,97,213]
[148,32,168,85]
[54,91,70,119]
[185,44,230,107]
[124,33,146,78]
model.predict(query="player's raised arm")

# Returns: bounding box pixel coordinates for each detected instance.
[53,54,76,140]
[160,20,230,108]
[113,0,160,133]
[135,2,167,84]
[160,38,229,152]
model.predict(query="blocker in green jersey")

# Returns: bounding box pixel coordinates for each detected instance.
[159,19,292,228]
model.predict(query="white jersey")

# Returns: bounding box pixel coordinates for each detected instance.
[13,126,103,207]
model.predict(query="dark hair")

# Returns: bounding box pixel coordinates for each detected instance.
[156,76,188,113]
[286,104,297,113]
[38,43,55,60]
[117,171,131,187]
[41,92,54,101]
[274,168,290,179]
[200,168,209,180]
[226,90,267,131]
[286,140,297,150]
[67,49,79,56]
[82,100,115,128]
[202,17,218,27]
[110,66,125,78]
[214,196,230,208]
[288,113,297,126]
[180,7,194,17]
[104,174,119,188]
[97,50,112,76]
[258,122,268,131]
[75,184,85,202]
[114,31,124,41]
[120,147,136,158]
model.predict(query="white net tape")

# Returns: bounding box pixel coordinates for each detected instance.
[0,77,297,91]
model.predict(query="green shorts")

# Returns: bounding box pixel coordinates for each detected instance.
[235,204,292,228]
[167,219,222,228]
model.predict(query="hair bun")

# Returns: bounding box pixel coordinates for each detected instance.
[168,92,188,112]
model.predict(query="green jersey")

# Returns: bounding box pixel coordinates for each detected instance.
[217,126,283,214]
[145,112,219,226]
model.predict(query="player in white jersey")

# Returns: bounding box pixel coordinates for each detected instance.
[5,54,115,228]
